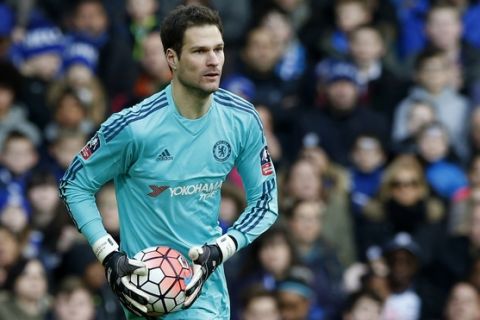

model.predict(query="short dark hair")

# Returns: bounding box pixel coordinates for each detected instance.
[414,47,446,71]
[427,1,461,22]
[160,5,223,57]
[343,289,383,313]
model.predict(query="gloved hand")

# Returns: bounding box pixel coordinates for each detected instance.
[184,234,237,308]
[93,234,149,316]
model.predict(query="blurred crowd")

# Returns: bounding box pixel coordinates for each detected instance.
[0,0,480,319]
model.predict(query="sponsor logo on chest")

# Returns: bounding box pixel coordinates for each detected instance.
[147,181,223,201]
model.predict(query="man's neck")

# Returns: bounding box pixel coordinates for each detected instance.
[171,80,212,119]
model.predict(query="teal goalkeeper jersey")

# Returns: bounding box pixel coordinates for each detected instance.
[59,84,278,319]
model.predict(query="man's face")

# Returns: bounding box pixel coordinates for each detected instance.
[243,28,281,74]
[174,25,224,95]
[426,8,462,50]
[73,2,108,37]
[141,33,170,77]
[326,80,358,111]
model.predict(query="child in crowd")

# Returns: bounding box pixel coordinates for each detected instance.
[392,47,470,162]
[239,284,280,320]
[348,24,407,123]
[416,122,468,200]
[51,277,96,320]
[47,130,87,182]
[44,88,95,143]
[444,282,480,320]
[0,258,50,319]
[0,131,39,211]
[393,99,437,155]
[349,134,386,217]
[320,0,373,59]
[342,290,383,320]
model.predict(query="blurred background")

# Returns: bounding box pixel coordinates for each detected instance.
[0,0,480,319]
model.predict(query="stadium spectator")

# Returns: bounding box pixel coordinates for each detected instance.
[415,121,468,200]
[288,150,355,267]
[0,225,22,289]
[14,21,65,131]
[131,29,172,103]
[44,87,95,143]
[0,131,39,211]
[0,61,41,149]
[125,0,159,61]
[0,258,50,320]
[67,0,136,112]
[342,289,383,320]
[276,266,320,320]
[359,155,445,265]
[48,40,106,127]
[25,170,73,269]
[56,242,125,320]
[259,8,306,83]
[423,2,480,103]
[297,143,350,196]
[46,130,87,182]
[444,282,480,320]
[392,99,437,156]
[50,277,95,320]
[448,153,480,236]
[392,47,470,163]
[238,284,280,320]
[287,200,345,317]
[381,233,422,320]
[297,59,388,166]
[348,24,408,125]
[233,224,301,315]
[318,0,374,59]
[349,134,386,217]
[222,25,297,132]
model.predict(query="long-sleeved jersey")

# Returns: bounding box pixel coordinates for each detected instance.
[59,84,278,319]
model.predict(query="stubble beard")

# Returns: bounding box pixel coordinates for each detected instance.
[177,75,219,99]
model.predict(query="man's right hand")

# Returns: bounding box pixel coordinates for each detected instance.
[103,251,150,316]
[92,234,149,316]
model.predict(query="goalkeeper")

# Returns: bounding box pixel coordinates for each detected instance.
[59,4,278,320]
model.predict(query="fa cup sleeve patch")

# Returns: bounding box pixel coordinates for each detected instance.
[80,133,101,160]
[260,146,273,176]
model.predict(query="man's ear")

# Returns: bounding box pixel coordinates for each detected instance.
[166,48,178,70]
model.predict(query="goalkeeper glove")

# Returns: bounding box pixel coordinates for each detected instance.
[93,234,149,316]
[184,234,237,308]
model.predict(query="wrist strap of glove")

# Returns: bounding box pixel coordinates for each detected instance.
[215,234,237,263]
[92,234,119,264]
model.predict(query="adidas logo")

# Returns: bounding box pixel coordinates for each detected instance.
[157,149,173,161]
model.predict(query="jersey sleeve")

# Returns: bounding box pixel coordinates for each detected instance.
[59,113,136,245]
[227,114,278,250]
